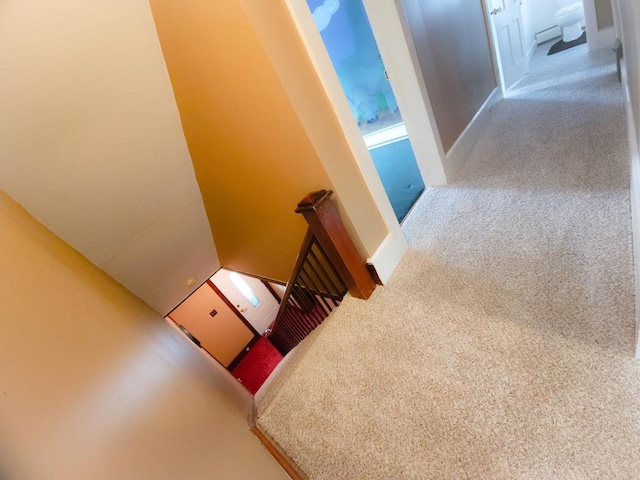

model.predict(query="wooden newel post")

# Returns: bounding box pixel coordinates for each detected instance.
[296,190,375,300]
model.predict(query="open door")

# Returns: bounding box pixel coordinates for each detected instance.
[488,0,530,91]
[210,269,280,335]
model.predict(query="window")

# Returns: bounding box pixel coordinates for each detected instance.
[230,272,261,308]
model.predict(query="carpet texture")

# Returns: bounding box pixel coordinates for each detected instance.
[369,138,425,222]
[257,46,639,479]
[232,337,282,394]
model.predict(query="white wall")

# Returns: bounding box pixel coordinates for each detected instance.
[521,0,558,52]
[211,269,280,334]
[584,0,617,50]
[0,0,219,315]
[612,0,640,355]
[522,0,617,54]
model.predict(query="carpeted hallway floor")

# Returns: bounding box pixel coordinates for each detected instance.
[257,45,640,479]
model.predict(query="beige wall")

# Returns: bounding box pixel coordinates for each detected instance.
[148,0,390,282]
[614,0,640,352]
[0,0,219,315]
[595,0,614,30]
[400,0,497,153]
[0,192,287,480]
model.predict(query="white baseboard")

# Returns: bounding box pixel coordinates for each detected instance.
[443,87,502,181]
[526,40,537,61]
[535,25,562,45]
[621,60,640,358]
[366,228,408,285]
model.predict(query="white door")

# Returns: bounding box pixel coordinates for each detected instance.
[488,0,529,91]
[210,269,280,335]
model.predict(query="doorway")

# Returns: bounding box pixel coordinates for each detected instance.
[167,269,284,394]
[486,0,615,96]
[486,0,531,92]
[210,268,280,335]
[306,0,424,222]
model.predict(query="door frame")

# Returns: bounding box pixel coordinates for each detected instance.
[206,279,260,370]
[207,279,260,337]
[483,0,616,88]
[167,278,260,371]
[583,0,617,51]
[284,0,448,189]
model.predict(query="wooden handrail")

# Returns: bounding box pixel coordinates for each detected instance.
[267,190,374,355]
[295,190,375,299]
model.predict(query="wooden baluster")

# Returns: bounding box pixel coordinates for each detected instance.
[296,190,375,300]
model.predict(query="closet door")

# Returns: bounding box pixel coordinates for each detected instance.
[169,283,256,367]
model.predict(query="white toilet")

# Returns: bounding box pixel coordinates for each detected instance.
[555,0,585,43]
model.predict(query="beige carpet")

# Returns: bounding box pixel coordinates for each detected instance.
[257,45,640,479]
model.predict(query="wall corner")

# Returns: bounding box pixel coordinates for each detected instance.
[366,228,409,285]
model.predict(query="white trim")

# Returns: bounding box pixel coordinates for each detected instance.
[583,0,617,51]
[283,0,402,250]
[362,0,448,186]
[364,123,408,149]
[589,25,617,50]
[621,62,640,358]
[443,87,502,180]
[630,123,640,358]
[366,229,409,284]
[610,0,623,39]
[526,40,537,61]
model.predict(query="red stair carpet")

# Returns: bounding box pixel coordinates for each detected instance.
[232,337,283,394]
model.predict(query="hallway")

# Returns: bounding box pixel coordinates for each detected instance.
[257,45,640,479]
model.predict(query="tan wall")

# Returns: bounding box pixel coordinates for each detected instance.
[149,0,342,282]
[0,0,219,315]
[595,0,614,29]
[240,0,391,256]
[0,192,287,480]
[400,0,497,153]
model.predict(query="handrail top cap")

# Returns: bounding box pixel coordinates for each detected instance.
[295,189,333,213]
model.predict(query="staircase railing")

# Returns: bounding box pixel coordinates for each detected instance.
[266,189,376,355]
[267,228,348,354]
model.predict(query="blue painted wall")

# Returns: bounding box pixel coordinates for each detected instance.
[307,0,398,124]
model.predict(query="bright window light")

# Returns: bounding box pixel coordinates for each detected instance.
[230,272,261,308]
